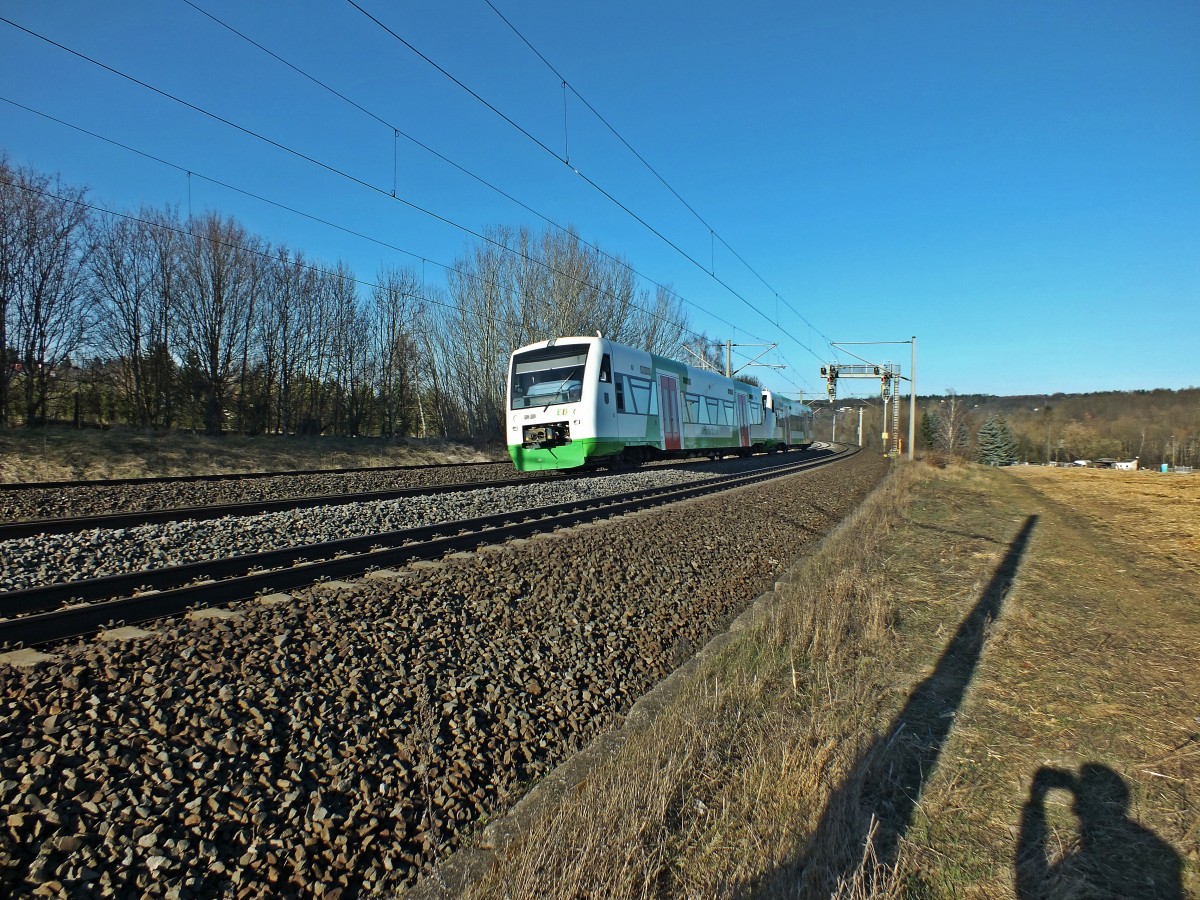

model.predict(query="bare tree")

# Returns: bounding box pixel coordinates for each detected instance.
[0,156,22,424]
[300,267,343,434]
[934,390,973,455]
[439,227,525,438]
[437,225,693,441]
[3,163,92,425]
[258,247,318,433]
[175,212,260,435]
[89,208,180,428]
[628,284,689,359]
[371,265,422,437]
[325,264,370,435]
[145,207,185,428]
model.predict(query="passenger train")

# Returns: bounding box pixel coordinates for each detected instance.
[506,335,814,471]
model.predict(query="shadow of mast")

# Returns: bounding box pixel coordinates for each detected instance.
[754,514,1039,897]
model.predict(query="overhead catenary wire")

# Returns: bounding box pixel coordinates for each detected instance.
[5,7,759,358]
[480,0,837,352]
[3,175,436,311]
[1,11,823,390]
[0,94,744,355]
[6,161,822,394]
[0,20,753,350]
[3,174,611,356]
[175,0,721,340]
[0,96,739,355]
[341,0,829,365]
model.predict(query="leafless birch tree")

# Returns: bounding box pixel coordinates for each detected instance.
[437,225,692,440]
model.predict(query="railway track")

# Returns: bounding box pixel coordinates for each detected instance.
[0,471,563,540]
[0,451,775,529]
[0,446,855,648]
[0,459,524,524]
[0,457,507,492]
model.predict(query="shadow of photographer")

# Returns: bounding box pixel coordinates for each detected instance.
[1015,763,1183,899]
[749,515,1039,897]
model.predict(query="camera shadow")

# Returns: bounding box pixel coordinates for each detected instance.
[1015,763,1183,899]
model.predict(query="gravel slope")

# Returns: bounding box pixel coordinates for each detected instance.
[0,451,888,898]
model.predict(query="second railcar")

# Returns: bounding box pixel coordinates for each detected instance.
[763,390,815,450]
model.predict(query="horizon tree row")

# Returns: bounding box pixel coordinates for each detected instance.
[918,398,1199,467]
[0,156,690,439]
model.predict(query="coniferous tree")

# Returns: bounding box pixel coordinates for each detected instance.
[920,410,942,449]
[977,414,1019,466]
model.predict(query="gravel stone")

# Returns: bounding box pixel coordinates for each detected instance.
[0,450,886,897]
[2,463,749,594]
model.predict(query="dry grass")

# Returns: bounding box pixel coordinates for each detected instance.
[1008,465,1200,576]
[461,466,918,900]
[899,466,1200,898]
[0,426,497,482]
[445,460,1199,899]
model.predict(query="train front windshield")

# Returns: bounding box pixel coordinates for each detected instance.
[510,346,590,409]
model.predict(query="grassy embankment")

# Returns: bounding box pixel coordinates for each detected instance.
[0,426,496,483]
[453,461,1199,899]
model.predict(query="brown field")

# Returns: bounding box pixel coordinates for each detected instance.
[444,461,1199,899]
[0,426,497,483]
[1008,465,1200,577]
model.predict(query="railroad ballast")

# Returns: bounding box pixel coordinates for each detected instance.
[507,336,814,471]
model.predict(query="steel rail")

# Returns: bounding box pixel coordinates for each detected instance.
[0,447,855,648]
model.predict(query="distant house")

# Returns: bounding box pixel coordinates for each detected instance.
[1092,458,1140,471]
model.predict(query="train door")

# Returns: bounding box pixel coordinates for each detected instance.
[658,374,681,451]
[783,412,792,447]
[736,394,750,447]
[596,351,618,442]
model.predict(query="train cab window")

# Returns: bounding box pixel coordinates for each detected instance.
[615,374,625,411]
[510,346,589,409]
[599,353,612,383]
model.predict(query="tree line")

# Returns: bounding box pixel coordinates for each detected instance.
[918,388,1200,468]
[0,157,690,440]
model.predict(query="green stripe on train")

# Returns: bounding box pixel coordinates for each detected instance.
[508,438,626,471]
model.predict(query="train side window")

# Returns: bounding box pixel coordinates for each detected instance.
[705,397,719,424]
[599,353,612,383]
[628,376,652,414]
[684,394,700,424]
[615,373,626,411]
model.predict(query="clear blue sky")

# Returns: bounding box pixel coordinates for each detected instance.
[2,0,1197,400]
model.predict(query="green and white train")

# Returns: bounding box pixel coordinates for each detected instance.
[507,335,814,472]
